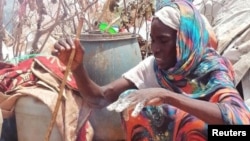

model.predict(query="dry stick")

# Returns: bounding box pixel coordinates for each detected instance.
[97,0,111,22]
[105,16,120,33]
[44,17,84,141]
[133,0,139,35]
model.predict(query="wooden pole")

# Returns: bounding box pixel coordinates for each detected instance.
[44,17,84,141]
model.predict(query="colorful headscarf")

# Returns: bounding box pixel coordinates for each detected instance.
[155,0,218,49]
[153,0,235,98]
[154,6,180,30]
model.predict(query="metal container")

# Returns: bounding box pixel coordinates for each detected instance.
[81,33,142,85]
[80,33,142,141]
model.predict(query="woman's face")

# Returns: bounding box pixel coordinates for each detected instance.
[150,18,177,70]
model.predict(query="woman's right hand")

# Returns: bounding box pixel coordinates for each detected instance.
[52,37,110,108]
[52,37,84,71]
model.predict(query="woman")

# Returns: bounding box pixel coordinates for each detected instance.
[53,0,250,140]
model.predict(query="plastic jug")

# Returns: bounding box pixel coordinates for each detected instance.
[15,96,62,141]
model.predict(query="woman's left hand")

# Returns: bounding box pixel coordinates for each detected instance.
[107,88,169,117]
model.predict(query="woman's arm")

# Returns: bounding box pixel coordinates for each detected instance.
[160,88,250,125]
[53,38,137,108]
[164,88,250,125]
[108,87,250,125]
[73,64,136,107]
[163,89,224,124]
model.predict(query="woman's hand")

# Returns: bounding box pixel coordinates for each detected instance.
[52,37,84,71]
[107,88,170,117]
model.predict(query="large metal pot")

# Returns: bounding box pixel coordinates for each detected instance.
[80,33,142,141]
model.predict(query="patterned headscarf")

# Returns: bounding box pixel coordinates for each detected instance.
[153,0,235,99]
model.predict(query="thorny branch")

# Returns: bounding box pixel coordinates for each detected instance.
[1,0,101,57]
[1,0,154,60]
